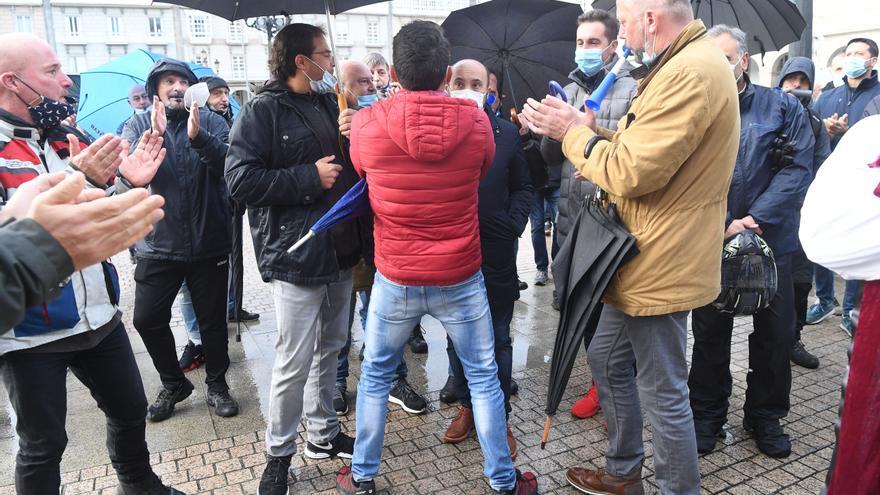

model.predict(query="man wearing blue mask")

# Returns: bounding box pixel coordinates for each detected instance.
[809,37,880,336]
[538,8,637,422]
[226,24,366,495]
[333,59,429,419]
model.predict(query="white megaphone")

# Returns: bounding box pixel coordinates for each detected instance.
[184,82,210,110]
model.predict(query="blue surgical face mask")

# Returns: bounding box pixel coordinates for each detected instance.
[843,56,870,79]
[640,16,658,67]
[357,93,379,108]
[575,46,609,76]
[305,57,337,94]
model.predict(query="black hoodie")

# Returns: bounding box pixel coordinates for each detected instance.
[777,56,831,175]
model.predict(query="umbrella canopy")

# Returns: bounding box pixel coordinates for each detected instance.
[441,0,584,113]
[76,49,240,139]
[542,194,638,447]
[287,178,371,253]
[590,0,806,55]
[156,0,382,18]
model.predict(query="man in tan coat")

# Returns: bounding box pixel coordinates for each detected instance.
[523,0,739,493]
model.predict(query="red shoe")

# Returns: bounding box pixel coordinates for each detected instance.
[571,383,601,419]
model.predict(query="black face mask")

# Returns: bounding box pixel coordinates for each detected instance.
[14,75,75,130]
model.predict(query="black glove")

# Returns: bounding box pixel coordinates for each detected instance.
[769,133,795,172]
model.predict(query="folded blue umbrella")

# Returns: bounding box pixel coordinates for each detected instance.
[287,178,371,253]
[77,49,240,139]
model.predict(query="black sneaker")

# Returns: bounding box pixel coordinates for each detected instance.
[336,466,376,495]
[439,376,460,404]
[229,309,260,322]
[408,325,428,354]
[743,417,791,458]
[147,379,194,422]
[510,378,519,396]
[305,430,355,460]
[790,339,820,369]
[116,474,186,495]
[178,341,204,372]
[389,378,428,414]
[206,390,240,418]
[258,454,292,495]
[694,422,724,454]
[334,386,349,416]
[517,279,528,291]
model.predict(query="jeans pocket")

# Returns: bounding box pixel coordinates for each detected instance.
[440,273,488,323]
[372,273,408,321]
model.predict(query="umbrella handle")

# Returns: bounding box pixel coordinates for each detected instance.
[287,230,316,253]
[540,416,552,449]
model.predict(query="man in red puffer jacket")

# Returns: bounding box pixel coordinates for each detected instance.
[335,20,539,495]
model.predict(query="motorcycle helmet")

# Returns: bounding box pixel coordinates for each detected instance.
[711,230,777,316]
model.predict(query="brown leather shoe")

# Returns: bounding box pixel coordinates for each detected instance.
[443,406,475,443]
[507,424,518,461]
[566,467,644,495]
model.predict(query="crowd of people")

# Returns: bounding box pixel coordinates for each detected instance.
[0,0,878,494]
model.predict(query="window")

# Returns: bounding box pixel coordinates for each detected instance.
[15,15,33,33]
[148,16,163,37]
[366,21,380,45]
[69,55,87,74]
[189,15,209,40]
[334,18,350,45]
[232,55,245,79]
[227,22,244,43]
[193,50,209,66]
[109,17,122,37]
[67,16,80,37]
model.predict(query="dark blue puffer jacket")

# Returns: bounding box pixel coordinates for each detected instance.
[727,80,814,256]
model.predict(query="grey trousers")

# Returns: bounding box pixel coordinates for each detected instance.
[587,304,700,495]
[265,271,353,457]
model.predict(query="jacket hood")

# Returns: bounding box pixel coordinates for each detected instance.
[777,56,815,88]
[373,90,482,162]
[145,58,198,99]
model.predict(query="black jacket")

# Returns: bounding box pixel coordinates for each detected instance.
[123,60,232,262]
[225,81,362,285]
[479,109,534,302]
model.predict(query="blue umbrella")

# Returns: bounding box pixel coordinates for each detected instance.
[77,49,240,139]
[287,178,371,253]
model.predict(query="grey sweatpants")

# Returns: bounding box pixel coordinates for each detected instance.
[265,271,352,457]
[587,304,700,495]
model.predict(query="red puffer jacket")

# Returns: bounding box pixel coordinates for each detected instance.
[350,90,495,286]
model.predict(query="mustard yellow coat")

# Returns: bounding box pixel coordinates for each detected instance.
[562,20,740,317]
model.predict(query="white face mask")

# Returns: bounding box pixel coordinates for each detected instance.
[449,88,485,109]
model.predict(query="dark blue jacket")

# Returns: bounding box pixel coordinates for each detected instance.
[814,71,880,151]
[123,59,232,262]
[479,108,533,302]
[728,81,813,256]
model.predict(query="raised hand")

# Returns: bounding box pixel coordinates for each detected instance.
[151,95,167,135]
[187,102,200,140]
[68,133,126,185]
[119,130,167,187]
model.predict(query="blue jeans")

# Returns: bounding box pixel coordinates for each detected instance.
[352,271,515,490]
[530,187,559,271]
[336,290,407,390]
[814,266,861,315]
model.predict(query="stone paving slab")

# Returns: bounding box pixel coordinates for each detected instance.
[0,227,851,494]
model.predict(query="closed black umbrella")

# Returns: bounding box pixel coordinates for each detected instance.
[591,0,806,55]
[542,191,638,448]
[441,0,583,114]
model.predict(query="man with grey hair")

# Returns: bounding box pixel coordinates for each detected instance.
[521,0,739,492]
[688,24,813,458]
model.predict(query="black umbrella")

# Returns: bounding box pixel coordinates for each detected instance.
[441,0,583,114]
[590,0,806,55]
[542,191,638,448]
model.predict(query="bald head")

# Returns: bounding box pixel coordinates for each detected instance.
[450,59,489,93]
[0,33,72,124]
[339,60,376,107]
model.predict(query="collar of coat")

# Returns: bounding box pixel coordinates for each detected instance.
[635,19,708,97]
